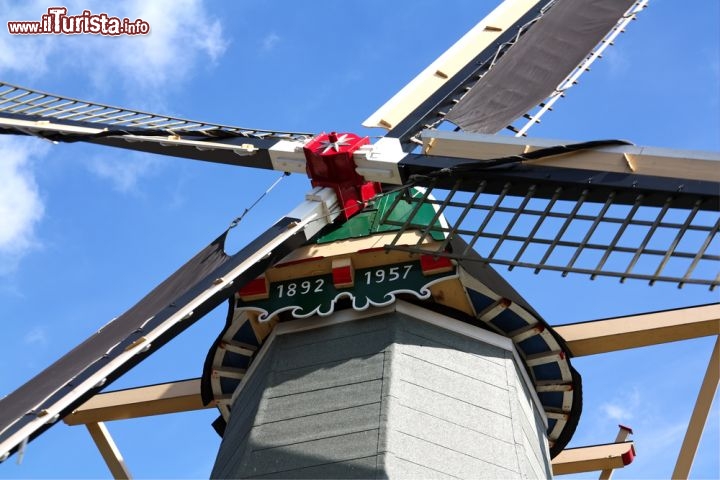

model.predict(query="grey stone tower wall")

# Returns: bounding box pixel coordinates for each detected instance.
[211,309,551,479]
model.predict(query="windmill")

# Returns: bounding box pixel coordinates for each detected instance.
[0,0,716,476]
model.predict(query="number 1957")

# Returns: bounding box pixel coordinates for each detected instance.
[364,265,413,285]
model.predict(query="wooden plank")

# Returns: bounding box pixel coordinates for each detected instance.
[422,131,720,183]
[65,379,209,426]
[86,422,132,479]
[551,442,635,476]
[554,304,720,357]
[599,425,633,479]
[673,336,720,479]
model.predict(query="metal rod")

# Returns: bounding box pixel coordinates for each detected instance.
[510,187,562,269]
[535,189,588,273]
[650,199,701,286]
[0,90,32,108]
[378,186,411,227]
[462,183,511,257]
[79,108,123,122]
[9,96,57,114]
[392,197,714,233]
[1,93,46,112]
[28,99,75,116]
[415,181,461,246]
[621,196,672,282]
[488,185,536,259]
[385,244,718,287]
[680,218,720,289]
[381,216,718,261]
[563,192,616,276]
[110,114,154,125]
[48,102,89,118]
[436,181,487,253]
[59,105,108,120]
[592,194,643,280]
[386,183,435,248]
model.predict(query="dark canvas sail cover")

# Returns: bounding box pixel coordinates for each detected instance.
[446,0,636,133]
[0,216,307,458]
[0,233,230,453]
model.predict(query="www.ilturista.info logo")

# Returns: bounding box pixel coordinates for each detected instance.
[7,7,150,35]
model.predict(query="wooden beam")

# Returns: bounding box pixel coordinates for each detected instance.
[65,379,209,426]
[421,131,720,183]
[554,304,720,357]
[673,336,720,479]
[362,0,540,130]
[86,422,132,479]
[599,425,633,480]
[551,441,636,476]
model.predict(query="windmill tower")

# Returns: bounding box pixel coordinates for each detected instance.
[1,0,712,478]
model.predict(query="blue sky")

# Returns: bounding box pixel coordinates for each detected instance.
[0,0,718,478]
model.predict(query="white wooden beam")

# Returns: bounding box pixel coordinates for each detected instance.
[554,304,720,357]
[65,379,209,426]
[85,422,132,480]
[673,336,720,479]
[421,130,720,183]
[599,425,633,479]
[551,441,636,476]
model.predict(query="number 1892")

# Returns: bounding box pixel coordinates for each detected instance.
[276,278,324,298]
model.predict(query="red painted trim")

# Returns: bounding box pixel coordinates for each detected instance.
[420,254,453,274]
[274,256,325,269]
[619,424,634,434]
[621,444,636,465]
[302,132,377,220]
[332,265,354,288]
[238,277,268,299]
[357,246,388,254]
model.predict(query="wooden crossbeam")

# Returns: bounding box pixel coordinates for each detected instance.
[421,131,720,183]
[673,336,720,479]
[599,425,633,480]
[554,304,720,357]
[64,379,209,426]
[551,441,635,476]
[86,422,132,479]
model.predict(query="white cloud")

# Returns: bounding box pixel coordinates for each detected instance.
[601,47,630,78]
[602,403,630,421]
[0,0,56,77]
[0,1,229,270]
[261,32,280,52]
[85,153,164,194]
[82,0,229,90]
[636,421,687,458]
[600,387,641,422]
[23,326,47,345]
[0,137,46,272]
[1,0,229,91]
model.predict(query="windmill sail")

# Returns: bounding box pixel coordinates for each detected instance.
[387,131,720,288]
[0,215,314,459]
[446,0,638,134]
[0,82,313,170]
[364,0,644,147]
